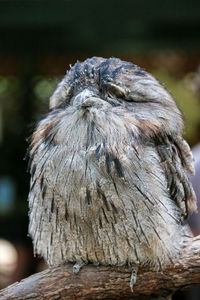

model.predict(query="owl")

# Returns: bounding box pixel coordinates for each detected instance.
[28,57,196,289]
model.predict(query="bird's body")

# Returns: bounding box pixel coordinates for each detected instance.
[28,57,196,272]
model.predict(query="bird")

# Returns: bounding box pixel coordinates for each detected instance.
[28,57,197,290]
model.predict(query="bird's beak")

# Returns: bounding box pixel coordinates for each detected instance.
[73,89,106,108]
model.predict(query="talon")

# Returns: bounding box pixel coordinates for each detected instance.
[73,261,85,275]
[73,263,81,275]
[130,267,138,293]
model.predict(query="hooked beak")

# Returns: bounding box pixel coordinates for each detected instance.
[73,89,109,109]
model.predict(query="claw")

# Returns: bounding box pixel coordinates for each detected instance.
[73,261,85,275]
[130,267,138,293]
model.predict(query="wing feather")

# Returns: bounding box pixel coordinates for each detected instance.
[155,135,197,219]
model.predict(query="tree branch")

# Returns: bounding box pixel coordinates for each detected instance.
[1,235,200,300]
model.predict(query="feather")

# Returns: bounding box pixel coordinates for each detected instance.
[28,56,196,271]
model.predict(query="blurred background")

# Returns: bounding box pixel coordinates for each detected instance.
[0,0,200,298]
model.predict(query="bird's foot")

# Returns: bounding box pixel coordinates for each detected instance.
[130,267,138,293]
[73,259,85,275]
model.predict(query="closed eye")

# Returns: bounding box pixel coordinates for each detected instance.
[105,82,126,98]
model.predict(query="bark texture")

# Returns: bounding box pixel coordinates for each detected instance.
[0,235,200,300]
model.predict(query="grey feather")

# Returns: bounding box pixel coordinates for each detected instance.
[28,57,197,270]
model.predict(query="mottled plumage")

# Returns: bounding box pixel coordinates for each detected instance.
[28,57,196,275]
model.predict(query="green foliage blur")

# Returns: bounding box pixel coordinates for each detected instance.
[153,70,200,145]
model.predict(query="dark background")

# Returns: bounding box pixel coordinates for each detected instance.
[0,1,200,298]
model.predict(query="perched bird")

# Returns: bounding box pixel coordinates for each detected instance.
[28,57,196,289]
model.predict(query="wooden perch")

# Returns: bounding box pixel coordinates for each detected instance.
[0,235,200,300]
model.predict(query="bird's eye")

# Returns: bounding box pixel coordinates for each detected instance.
[106,83,126,98]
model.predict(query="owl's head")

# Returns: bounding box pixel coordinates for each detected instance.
[49,57,183,136]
